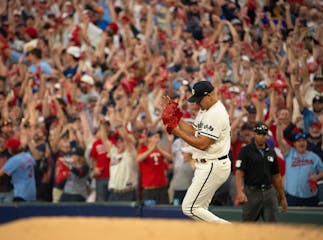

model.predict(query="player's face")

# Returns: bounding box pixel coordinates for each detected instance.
[197,94,210,110]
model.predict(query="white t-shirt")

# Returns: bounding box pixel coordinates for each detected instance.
[108,147,138,190]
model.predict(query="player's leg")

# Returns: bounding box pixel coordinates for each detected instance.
[182,159,230,222]
[262,188,278,222]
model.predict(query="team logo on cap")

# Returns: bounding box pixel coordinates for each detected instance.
[192,89,195,95]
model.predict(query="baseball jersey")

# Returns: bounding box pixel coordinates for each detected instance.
[90,139,110,179]
[2,152,36,201]
[191,100,231,160]
[137,145,168,188]
[108,146,138,190]
[284,148,323,198]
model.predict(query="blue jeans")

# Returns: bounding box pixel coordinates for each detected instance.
[0,191,13,203]
[95,178,109,202]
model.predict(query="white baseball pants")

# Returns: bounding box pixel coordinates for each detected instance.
[182,158,231,223]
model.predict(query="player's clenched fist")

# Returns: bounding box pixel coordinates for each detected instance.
[161,98,183,134]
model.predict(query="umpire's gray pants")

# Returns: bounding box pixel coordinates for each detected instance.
[242,185,278,222]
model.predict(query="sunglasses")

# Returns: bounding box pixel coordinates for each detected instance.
[254,125,268,132]
[294,133,308,141]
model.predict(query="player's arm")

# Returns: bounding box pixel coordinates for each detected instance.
[272,173,288,213]
[171,125,214,151]
[235,169,246,199]
[235,149,248,205]
[178,119,195,135]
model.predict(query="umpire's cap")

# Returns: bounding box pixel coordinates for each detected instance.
[188,81,214,103]
[253,122,268,135]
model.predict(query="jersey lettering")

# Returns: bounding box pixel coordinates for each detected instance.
[150,152,160,165]
[291,157,314,167]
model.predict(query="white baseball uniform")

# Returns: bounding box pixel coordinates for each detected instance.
[182,100,231,222]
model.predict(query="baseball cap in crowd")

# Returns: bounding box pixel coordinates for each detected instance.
[80,74,94,85]
[309,119,322,130]
[23,27,38,39]
[5,138,21,150]
[187,81,214,103]
[312,95,323,104]
[253,122,268,135]
[241,55,250,62]
[67,46,81,58]
[108,22,119,33]
[231,18,242,26]
[255,81,267,90]
[147,129,162,138]
[293,132,308,142]
[13,9,21,16]
[229,86,240,94]
[245,104,256,114]
[87,92,99,102]
[71,147,85,157]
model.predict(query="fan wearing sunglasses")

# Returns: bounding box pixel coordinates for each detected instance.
[276,125,323,207]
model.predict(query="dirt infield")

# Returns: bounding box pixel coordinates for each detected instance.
[0,217,322,240]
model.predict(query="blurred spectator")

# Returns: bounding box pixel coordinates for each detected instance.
[89,123,111,202]
[277,125,323,206]
[0,138,36,202]
[60,147,89,202]
[0,133,13,203]
[99,124,138,202]
[170,143,194,205]
[137,129,172,205]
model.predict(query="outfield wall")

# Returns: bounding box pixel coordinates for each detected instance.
[0,203,322,225]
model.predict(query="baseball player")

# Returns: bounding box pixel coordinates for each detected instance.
[162,81,231,223]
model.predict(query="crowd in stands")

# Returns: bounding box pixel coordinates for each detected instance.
[0,0,322,206]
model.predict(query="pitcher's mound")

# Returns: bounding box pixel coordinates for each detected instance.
[0,217,321,240]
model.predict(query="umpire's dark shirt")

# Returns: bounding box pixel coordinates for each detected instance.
[236,138,279,186]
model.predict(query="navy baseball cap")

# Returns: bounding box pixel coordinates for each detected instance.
[188,81,214,103]
[312,95,323,103]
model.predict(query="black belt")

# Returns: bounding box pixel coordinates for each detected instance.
[218,155,229,160]
[247,184,272,191]
[197,155,228,163]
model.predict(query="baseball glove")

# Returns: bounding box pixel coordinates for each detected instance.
[162,99,183,134]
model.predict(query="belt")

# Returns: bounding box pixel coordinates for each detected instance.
[196,155,229,163]
[247,184,272,191]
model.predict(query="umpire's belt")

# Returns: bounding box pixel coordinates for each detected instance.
[246,184,272,191]
[196,155,229,163]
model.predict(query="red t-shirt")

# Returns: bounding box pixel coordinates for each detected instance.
[90,139,110,179]
[137,145,168,188]
[55,158,69,188]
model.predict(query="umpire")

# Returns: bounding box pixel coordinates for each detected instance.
[234,122,288,222]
